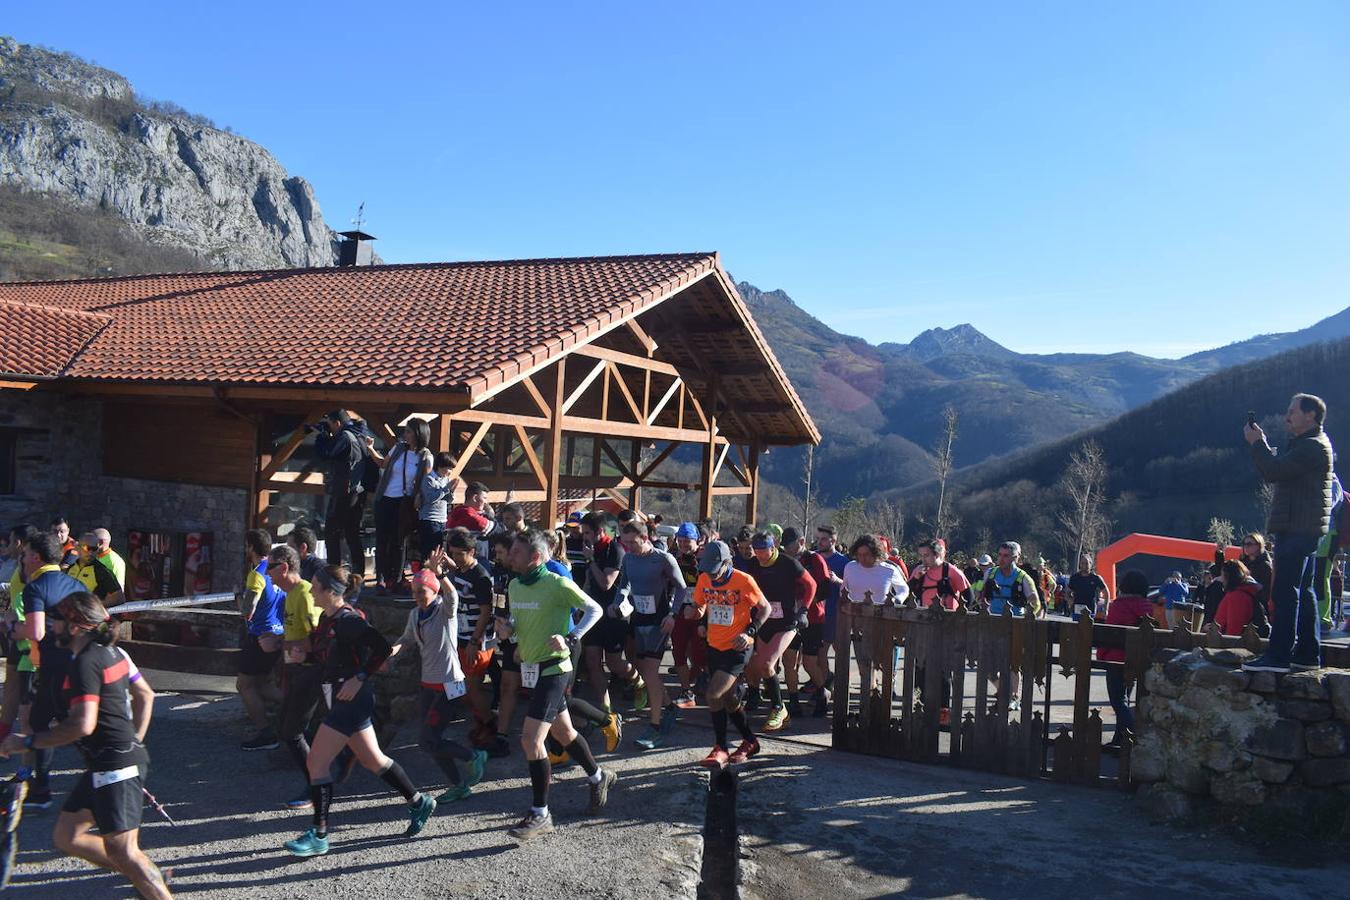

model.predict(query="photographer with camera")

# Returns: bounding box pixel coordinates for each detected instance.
[311,411,370,579]
[1242,394,1335,674]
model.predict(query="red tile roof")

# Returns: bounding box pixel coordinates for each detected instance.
[0,254,717,390]
[0,299,110,379]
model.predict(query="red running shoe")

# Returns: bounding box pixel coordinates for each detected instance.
[728,738,760,764]
[700,746,730,769]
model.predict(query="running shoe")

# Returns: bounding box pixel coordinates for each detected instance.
[763,706,790,732]
[674,690,697,710]
[1242,655,1291,673]
[728,738,760,764]
[1290,660,1322,672]
[284,828,329,857]
[240,730,280,752]
[701,745,730,768]
[633,679,649,713]
[405,793,437,837]
[438,783,472,804]
[465,749,489,787]
[508,810,554,841]
[21,787,51,811]
[634,725,662,751]
[601,712,622,752]
[588,768,618,812]
[284,789,312,810]
[547,747,572,766]
[659,704,678,738]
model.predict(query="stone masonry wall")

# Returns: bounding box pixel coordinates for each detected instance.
[0,391,246,594]
[1133,647,1350,823]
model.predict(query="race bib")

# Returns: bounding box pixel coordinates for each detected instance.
[769,601,784,619]
[321,683,333,709]
[521,662,540,689]
[92,765,140,789]
[617,595,634,618]
[443,679,467,700]
[633,594,657,615]
[709,604,734,626]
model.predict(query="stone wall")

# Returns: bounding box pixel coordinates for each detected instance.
[0,390,246,593]
[1133,647,1350,824]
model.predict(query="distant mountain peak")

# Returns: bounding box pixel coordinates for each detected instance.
[905,323,1014,361]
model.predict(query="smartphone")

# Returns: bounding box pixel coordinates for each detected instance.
[1246,411,1257,427]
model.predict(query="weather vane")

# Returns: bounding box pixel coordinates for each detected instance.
[352,202,366,232]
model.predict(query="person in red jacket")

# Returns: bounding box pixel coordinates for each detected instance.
[1098,569,1158,749]
[1215,560,1262,636]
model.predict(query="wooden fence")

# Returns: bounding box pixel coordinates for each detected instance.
[830,601,1350,786]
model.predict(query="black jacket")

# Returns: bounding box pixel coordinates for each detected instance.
[315,423,367,495]
[1251,426,1335,536]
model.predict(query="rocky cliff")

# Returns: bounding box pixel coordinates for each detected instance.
[0,37,339,271]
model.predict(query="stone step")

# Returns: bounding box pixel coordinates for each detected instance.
[119,639,239,677]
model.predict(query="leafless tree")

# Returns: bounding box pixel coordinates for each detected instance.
[798,444,820,534]
[1056,439,1112,565]
[1256,483,1276,530]
[933,406,959,540]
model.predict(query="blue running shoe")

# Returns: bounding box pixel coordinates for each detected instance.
[284,828,329,857]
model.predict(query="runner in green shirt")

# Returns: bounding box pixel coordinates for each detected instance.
[495,529,613,841]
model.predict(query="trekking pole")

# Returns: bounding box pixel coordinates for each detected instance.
[142,788,177,826]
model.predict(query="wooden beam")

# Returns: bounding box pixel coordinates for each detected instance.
[453,409,551,430]
[561,416,721,445]
[571,344,679,377]
[686,390,710,432]
[0,380,38,391]
[560,475,634,490]
[447,421,492,481]
[513,424,548,489]
[259,405,325,480]
[606,362,643,422]
[519,375,551,417]
[432,415,451,453]
[710,441,730,486]
[639,479,699,491]
[599,439,633,478]
[745,442,761,525]
[628,436,642,512]
[544,359,566,527]
[625,318,658,356]
[637,441,681,481]
[646,378,681,426]
[676,384,685,430]
[601,486,632,509]
[562,359,608,415]
[266,470,326,486]
[711,485,753,497]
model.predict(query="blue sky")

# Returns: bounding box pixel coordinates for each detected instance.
[9,2,1350,356]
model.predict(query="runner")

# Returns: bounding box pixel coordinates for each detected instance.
[578,512,644,719]
[445,528,500,753]
[744,531,815,733]
[268,544,323,809]
[1067,554,1110,620]
[487,531,519,755]
[979,541,1040,711]
[907,539,970,725]
[388,549,490,803]
[813,525,847,716]
[0,592,170,899]
[495,530,615,841]
[841,534,908,694]
[614,522,684,749]
[16,532,87,809]
[669,522,706,710]
[238,528,285,751]
[687,541,770,767]
[780,528,829,718]
[0,526,38,746]
[284,564,437,856]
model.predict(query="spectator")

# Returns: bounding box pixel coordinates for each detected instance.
[366,418,433,593]
[313,410,369,578]
[50,516,78,568]
[1200,564,1227,626]
[1155,572,1190,630]
[287,525,323,583]
[876,535,909,580]
[497,502,526,535]
[68,532,124,607]
[88,528,126,589]
[1214,560,1262,636]
[1098,569,1156,749]
[417,453,458,562]
[1243,393,1336,673]
[1222,533,1274,608]
[1314,473,1344,635]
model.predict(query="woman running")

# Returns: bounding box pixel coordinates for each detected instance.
[284,565,437,857]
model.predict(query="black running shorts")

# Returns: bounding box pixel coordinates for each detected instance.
[238,631,281,677]
[707,646,752,677]
[632,624,669,660]
[582,614,629,654]
[525,672,569,723]
[322,680,375,737]
[63,764,147,835]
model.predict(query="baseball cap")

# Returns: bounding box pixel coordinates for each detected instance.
[655,524,677,538]
[675,522,699,540]
[977,553,992,566]
[765,523,784,543]
[697,541,732,574]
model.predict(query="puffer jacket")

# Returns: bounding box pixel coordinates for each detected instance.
[1251,426,1335,536]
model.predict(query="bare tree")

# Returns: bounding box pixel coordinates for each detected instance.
[1056,439,1112,564]
[1256,483,1275,532]
[868,497,906,548]
[933,405,959,540]
[798,444,820,534]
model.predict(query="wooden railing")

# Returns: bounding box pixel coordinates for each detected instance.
[830,601,1350,786]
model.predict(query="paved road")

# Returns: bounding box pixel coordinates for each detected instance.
[9,670,1349,899]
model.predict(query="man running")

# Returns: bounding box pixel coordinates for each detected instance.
[1,592,170,899]
[744,531,815,733]
[578,513,643,718]
[268,544,323,809]
[445,528,499,749]
[980,541,1040,711]
[780,528,829,718]
[1067,554,1110,620]
[390,548,490,803]
[495,530,615,841]
[687,541,771,768]
[669,523,706,710]
[615,522,684,749]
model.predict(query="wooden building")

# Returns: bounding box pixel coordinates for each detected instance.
[0,250,817,588]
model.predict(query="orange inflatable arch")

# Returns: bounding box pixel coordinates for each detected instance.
[1095,533,1243,597]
